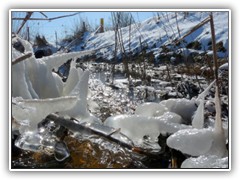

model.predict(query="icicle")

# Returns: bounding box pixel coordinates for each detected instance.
[214,87,223,132]
[192,99,204,128]
[191,80,216,129]
[207,86,226,157]
[197,80,215,101]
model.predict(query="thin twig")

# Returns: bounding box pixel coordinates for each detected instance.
[39,12,48,18]
[12,52,32,65]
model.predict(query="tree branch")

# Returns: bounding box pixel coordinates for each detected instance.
[16,12,33,34]
[12,12,81,21]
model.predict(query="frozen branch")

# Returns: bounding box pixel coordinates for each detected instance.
[12,52,32,65]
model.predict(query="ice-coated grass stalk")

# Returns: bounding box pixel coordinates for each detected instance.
[209,12,222,132]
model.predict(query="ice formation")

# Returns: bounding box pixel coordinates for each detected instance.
[206,88,226,157]
[14,131,50,152]
[181,155,228,168]
[219,63,228,72]
[12,36,94,99]
[192,80,215,129]
[159,98,197,124]
[12,36,97,134]
[166,83,227,160]
[60,70,98,123]
[192,99,204,129]
[167,128,214,156]
[103,89,213,150]
[135,102,168,117]
[12,96,78,133]
[104,112,191,146]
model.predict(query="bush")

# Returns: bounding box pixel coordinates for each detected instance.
[34,35,49,47]
[208,41,227,52]
[61,17,90,44]
[216,41,227,52]
[186,41,202,50]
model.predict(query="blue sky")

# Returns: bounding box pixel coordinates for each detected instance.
[12,11,156,44]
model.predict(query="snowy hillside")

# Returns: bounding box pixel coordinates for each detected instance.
[69,12,229,61]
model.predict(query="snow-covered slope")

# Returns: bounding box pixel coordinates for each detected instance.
[70,12,229,61]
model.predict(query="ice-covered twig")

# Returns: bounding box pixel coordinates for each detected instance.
[193,79,216,128]
[12,52,32,65]
[214,86,223,132]
[197,80,215,101]
[47,113,162,156]
[41,50,95,70]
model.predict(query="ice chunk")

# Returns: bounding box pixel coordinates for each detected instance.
[15,131,44,152]
[207,130,226,157]
[12,96,78,132]
[105,113,191,146]
[181,155,228,168]
[54,142,70,162]
[160,98,197,123]
[167,128,214,156]
[219,63,228,71]
[135,102,168,117]
[162,112,183,124]
[15,128,57,155]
